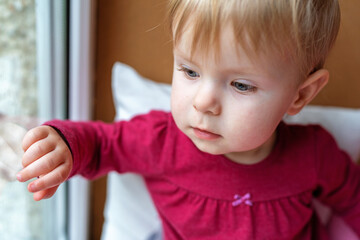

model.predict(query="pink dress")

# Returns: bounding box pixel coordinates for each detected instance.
[46,111,360,239]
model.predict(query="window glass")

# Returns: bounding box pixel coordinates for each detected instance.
[0,0,37,116]
[0,0,43,239]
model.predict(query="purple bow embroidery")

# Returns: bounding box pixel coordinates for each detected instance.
[232,193,253,207]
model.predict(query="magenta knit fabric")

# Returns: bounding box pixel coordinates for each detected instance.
[46,111,360,240]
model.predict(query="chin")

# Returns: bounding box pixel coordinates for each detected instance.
[193,142,225,155]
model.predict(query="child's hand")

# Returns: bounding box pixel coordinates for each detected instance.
[17,126,73,201]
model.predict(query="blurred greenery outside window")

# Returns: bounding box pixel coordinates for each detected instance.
[0,0,42,239]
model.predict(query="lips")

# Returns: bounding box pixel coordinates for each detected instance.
[193,127,221,140]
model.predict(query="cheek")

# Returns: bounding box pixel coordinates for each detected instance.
[223,97,281,138]
[170,78,195,132]
[170,76,191,119]
[171,83,184,111]
[171,74,194,108]
[259,87,298,115]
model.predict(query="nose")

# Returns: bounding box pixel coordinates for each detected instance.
[193,82,221,115]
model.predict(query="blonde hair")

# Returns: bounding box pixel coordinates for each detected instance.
[168,0,340,77]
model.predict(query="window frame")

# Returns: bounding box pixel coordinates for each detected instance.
[68,0,97,240]
[36,0,68,239]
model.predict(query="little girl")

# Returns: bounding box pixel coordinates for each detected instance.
[17,0,360,239]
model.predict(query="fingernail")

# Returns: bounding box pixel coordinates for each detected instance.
[29,182,36,192]
[16,173,22,182]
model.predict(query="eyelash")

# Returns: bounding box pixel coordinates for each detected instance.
[231,81,256,93]
[177,66,200,79]
[177,65,256,93]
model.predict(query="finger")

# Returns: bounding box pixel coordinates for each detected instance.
[22,126,51,152]
[33,186,59,201]
[19,150,63,182]
[27,163,70,193]
[22,137,56,168]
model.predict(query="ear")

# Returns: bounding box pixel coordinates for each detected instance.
[287,69,329,115]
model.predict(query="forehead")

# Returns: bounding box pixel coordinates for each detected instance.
[176,23,295,71]
[169,0,311,77]
[171,1,293,55]
[172,8,297,65]
[174,25,300,83]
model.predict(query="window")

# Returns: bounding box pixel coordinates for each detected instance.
[0,0,68,239]
[0,0,37,116]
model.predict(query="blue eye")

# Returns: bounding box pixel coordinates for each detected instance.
[231,81,256,92]
[177,66,200,79]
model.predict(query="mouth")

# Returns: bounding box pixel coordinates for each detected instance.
[192,127,221,140]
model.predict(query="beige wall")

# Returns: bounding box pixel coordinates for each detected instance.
[91,1,360,239]
[314,0,360,108]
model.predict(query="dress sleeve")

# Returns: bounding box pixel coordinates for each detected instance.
[44,111,170,180]
[314,126,360,236]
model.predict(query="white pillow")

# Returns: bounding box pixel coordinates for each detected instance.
[101,62,170,240]
[102,62,360,240]
[112,62,171,121]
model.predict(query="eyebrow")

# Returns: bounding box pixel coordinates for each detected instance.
[173,46,266,79]
[173,50,203,72]
[173,48,193,62]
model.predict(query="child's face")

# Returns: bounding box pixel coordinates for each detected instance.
[170,27,302,163]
